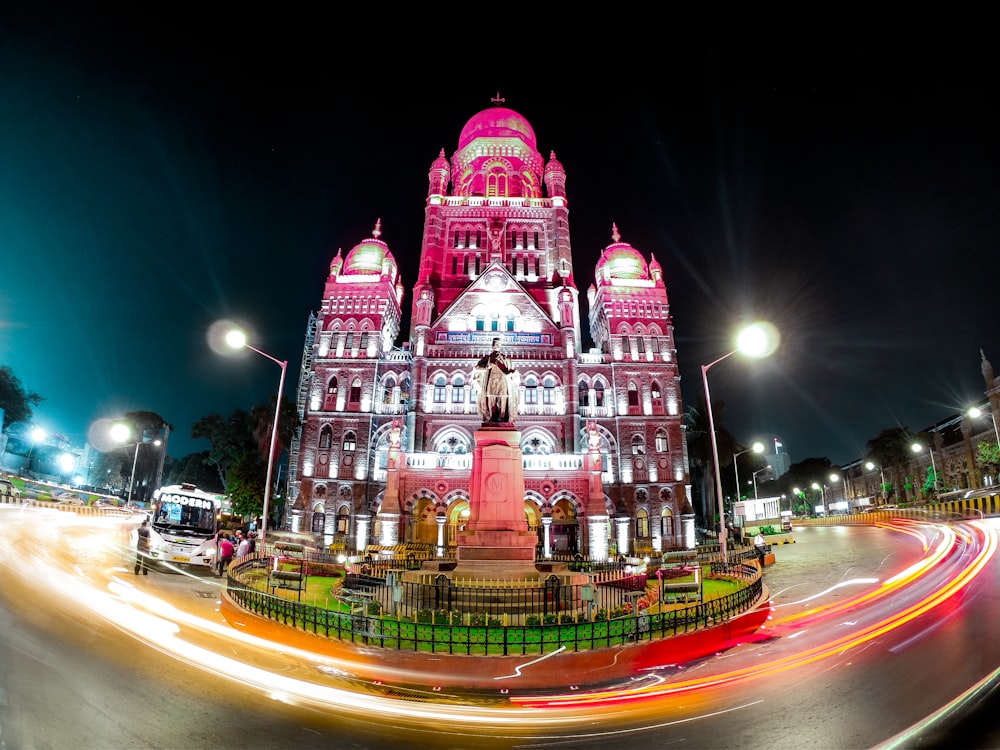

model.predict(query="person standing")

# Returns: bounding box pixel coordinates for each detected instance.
[134,519,151,575]
[236,532,252,558]
[217,533,234,577]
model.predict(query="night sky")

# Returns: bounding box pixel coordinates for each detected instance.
[2,14,997,467]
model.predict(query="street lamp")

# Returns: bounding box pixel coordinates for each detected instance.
[865,460,886,505]
[752,466,771,501]
[224,328,287,545]
[111,423,161,505]
[968,406,1000,447]
[733,441,765,503]
[911,442,939,494]
[25,426,46,477]
[701,321,779,564]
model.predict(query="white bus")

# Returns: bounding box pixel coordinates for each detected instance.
[147,483,228,569]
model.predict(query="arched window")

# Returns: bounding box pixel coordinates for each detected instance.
[627,381,640,412]
[324,376,338,410]
[336,506,350,535]
[433,376,447,403]
[524,375,538,405]
[578,380,589,407]
[632,434,645,455]
[636,509,650,539]
[451,374,466,403]
[594,381,605,407]
[651,380,664,415]
[655,429,668,453]
[348,378,362,408]
[343,431,357,452]
[382,376,395,404]
[542,375,556,405]
[319,425,333,449]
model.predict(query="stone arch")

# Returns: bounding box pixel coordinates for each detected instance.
[430,425,474,454]
[520,426,557,455]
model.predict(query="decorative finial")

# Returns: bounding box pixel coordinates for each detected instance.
[491,91,505,106]
[611,223,620,243]
[372,218,382,239]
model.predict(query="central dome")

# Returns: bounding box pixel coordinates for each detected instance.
[458,106,537,151]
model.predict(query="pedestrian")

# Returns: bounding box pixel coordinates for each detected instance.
[134,519,151,575]
[217,533,234,577]
[754,531,767,567]
[236,532,252,558]
[247,531,257,555]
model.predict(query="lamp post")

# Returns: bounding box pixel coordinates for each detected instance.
[865,460,886,505]
[225,329,287,544]
[968,406,1000,446]
[25,426,46,477]
[701,321,779,565]
[911,442,939,494]
[111,422,161,505]
[752,466,770,501]
[733,442,764,504]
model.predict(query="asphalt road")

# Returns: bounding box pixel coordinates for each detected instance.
[3,508,1000,749]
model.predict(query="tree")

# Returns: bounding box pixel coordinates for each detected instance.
[226,450,267,520]
[974,440,1000,483]
[778,457,839,515]
[191,396,298,522]
[865,427,913,503]
[191,410,254,490]
[0,366,43,429]
[165,452,224,492]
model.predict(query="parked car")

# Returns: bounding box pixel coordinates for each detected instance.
[54,492,84,506]
[0,478,22,501]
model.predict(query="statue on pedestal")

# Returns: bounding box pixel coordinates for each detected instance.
[473,338,519,424]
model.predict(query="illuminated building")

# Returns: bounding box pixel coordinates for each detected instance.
[286,101,690,556]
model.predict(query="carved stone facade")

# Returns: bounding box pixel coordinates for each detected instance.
[286,103,691,556]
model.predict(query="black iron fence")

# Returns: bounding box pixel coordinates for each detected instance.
[224,551,764,655]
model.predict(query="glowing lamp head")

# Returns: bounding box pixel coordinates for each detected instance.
[736,321,780,358]
[225,330,248,350]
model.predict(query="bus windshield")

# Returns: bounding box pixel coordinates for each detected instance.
[153,490,218,535]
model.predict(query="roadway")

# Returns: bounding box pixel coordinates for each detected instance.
[2,504,1000,748]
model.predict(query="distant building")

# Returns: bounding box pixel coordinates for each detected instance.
[284,102,691,556]
[765,438,790,479]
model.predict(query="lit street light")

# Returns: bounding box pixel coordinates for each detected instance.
[224,328,287,544]
[25,426,46,477]
[911,442,939,494]
[733,441,765,503]
[702,321,779,564]
[865,460,886,505]
[111,422,161,505]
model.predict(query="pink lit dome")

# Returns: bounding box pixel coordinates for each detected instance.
[458,106,537,151]
[595,224,649,281]
[342,219,397,276]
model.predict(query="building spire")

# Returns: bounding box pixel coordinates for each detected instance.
[372,218,382,239]
[491,91,505,106]
[611,223,620,243]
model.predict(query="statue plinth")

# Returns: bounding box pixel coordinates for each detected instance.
[453,428,538,571]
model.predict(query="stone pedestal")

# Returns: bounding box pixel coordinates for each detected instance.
[454,427,538,573]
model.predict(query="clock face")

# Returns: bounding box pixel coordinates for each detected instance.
[485,271,506,291]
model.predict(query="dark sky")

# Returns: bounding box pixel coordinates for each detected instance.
[2,13,998,467]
